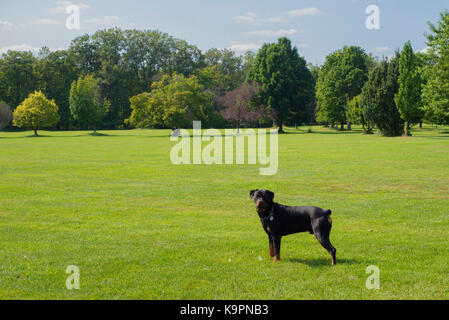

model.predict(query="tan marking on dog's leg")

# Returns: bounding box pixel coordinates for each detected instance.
[330,253,336,266]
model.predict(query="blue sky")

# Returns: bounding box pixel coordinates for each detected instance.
[0,0,446,64]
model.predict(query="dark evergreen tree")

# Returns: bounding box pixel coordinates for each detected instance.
[361,57,404,137]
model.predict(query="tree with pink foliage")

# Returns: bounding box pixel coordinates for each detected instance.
[218,82,263,133]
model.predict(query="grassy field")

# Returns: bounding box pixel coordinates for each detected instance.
[0,125,448,299]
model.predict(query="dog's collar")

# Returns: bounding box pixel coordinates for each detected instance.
[259,205,275,222]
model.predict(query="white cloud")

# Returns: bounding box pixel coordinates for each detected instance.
[297,43,311,49]
[85,16,120,25]
[33,19,62,25]
[269,7,325,22]
[234,8,324,25]
[232,12,262,25]
[50,1,90,14]
[373,46,390,53]
[0,44,67,54]
[287,8,325,18]
[227,43,262,53]
[0,43,41,54]
[268,16,284,23]
[245,28,301,37]
[0,20,14,31]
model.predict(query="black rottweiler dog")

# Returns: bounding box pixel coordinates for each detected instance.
[250,189,336,265]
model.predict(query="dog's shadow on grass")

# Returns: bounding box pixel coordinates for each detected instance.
[285,257,360,267]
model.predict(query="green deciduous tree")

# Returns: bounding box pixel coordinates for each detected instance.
[0,51,38,109]
[68,28,204,128]
[316,46,368,130]
[247,37,314,132]
[0,101,13,129]
[421,11,449,125]
[13,91,60,136]
[395,41,423,136]
[196,65,223,90]
[166,39,203,77]
[69,75,109,134]
[361,57,404,137]
[346,95,374,134]
[203,48,244,92]
[127,73,214,129]
[34,48,79,130]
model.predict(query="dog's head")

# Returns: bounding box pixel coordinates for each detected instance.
[250,189,274,214]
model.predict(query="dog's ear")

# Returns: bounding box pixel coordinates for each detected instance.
[267,190,275,201]
[249,190,258,199]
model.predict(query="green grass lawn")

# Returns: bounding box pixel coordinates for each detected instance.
[0,125,448,299]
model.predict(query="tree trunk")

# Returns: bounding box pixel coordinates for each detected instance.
[405,121,409,136]
[419,121,422,129]
[34,128,38,136]
[347,121,352,131]
[295,123,298,130]
[340,122,344,130]
[278,122,284,133]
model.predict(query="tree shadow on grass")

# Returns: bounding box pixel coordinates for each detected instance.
[17,132,131,138]
[285,257,360,267]
[279,130,306,135]
[88,132,116,137]
[21,134,105,138]
[283,128,364,135]
[149,134,178,138]
[417,135,449,140]
[414,130,449,140]
[23,134,60,138]
[311,130,363,135]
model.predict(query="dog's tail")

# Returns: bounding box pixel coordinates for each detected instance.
[325,209,332,224]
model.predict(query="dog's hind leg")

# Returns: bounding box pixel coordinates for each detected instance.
[312,218,336,265]
[315,233,337,266]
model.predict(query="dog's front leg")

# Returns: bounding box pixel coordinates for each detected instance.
[268,234,274,257]
[272,235,281,263]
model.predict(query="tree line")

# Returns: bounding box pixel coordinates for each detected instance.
[1,11,448,136]
[312,11,449,136]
